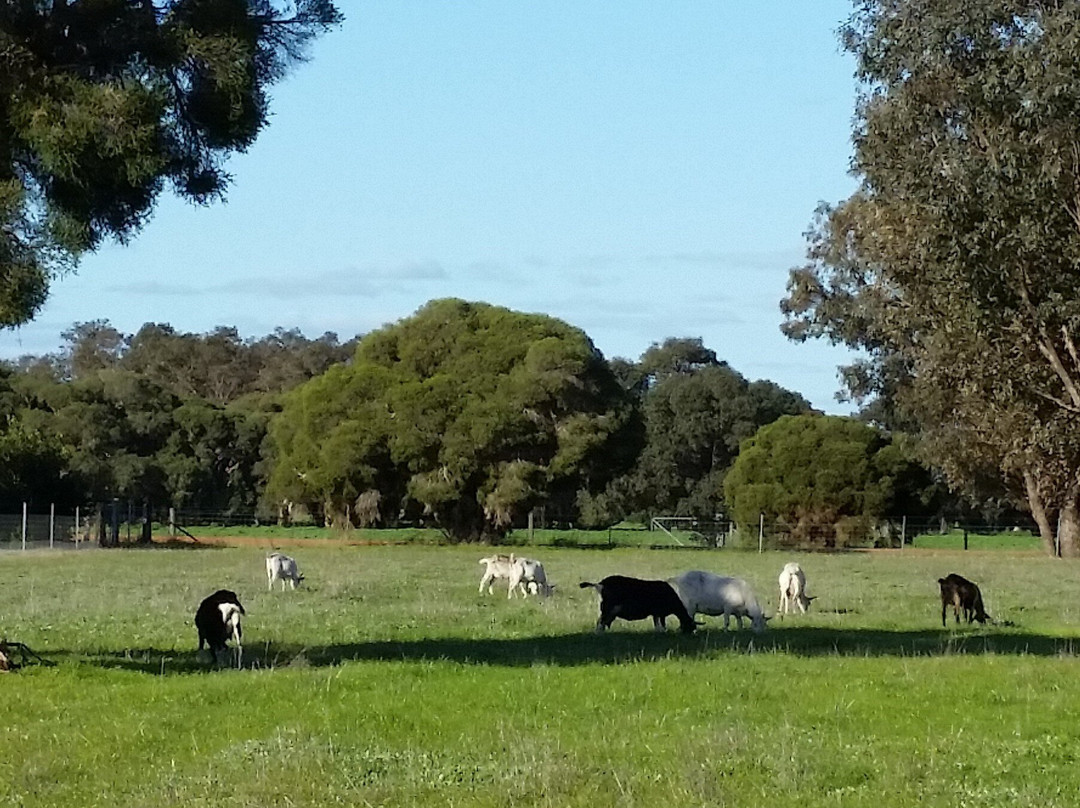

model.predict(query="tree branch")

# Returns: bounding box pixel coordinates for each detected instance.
[1034,388,1080,415]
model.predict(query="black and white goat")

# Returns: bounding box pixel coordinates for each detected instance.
[195,589,245,667]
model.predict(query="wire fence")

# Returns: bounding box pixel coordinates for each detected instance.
[0,508,92,551]
[0,506,1044,552]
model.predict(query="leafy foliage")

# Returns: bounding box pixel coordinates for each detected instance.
[601,338,810,521]
[724,414,920,546]
[0,320,354,511]
[267,300,638,540]
[0,0,342,326]
[782,0,1080,554]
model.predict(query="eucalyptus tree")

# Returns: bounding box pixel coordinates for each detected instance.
[266,299,638,541]
[782,1,1080,555]
[0,0,342,327]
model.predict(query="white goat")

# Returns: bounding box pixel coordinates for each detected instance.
[668,570,768,633]
[478,554,518,597]
[778,562,814,615]
[509,557,554,598]
[266,552,304,591]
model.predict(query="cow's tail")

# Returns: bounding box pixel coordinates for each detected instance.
[579,581,600,591]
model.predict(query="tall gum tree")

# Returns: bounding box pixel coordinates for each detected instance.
[782,1,1080,556]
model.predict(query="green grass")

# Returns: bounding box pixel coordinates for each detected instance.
[909,529,1043,551]
[3,545,1080,806]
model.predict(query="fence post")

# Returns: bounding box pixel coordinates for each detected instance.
[21,501,27,551]
[49,502,55,548]
[75,505,80,546]
[758,513,764,554]
[963,528,969,551]
[169,507,176,539]
[110,498,120,547]
[900,515,906,550]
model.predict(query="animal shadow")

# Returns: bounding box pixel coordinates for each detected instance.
[60,625,1080,675]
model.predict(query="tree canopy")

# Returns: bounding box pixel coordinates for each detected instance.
[0,320,355,512]
[266,299,638,541]
[724,414,917,547]
[602,338,810,521]
[0,0,342,327]
[781,0,1080,555]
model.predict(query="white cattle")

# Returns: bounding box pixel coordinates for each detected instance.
[266,552,304,591]
[778,562,814,615]
[668,570,768,633]
[478,554,518,597]
[509,557,554,598]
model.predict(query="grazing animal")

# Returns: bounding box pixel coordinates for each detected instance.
[478,554,519,597]
[669,570,768,633]
[579,575,697,633]
[509,557,554,598]
[266,552,304,591]
[938,573,990,627]
[777,562,814,615]
[195,589,245,666]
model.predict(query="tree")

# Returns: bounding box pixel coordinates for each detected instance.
[0,0,342,327]
[637,337,720,386]
[266,299,638,541]
[57,320,127,380]
[601,338,809,521]
[781,1,1080,555]
[724,414,915,547]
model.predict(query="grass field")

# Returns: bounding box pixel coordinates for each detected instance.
[164,523,684,548]
[3,544,1080,807]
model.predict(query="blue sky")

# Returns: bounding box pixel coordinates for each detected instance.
[1,1,862,412]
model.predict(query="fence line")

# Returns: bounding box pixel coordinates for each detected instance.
[0,504,1044,552]
[0,507,92,551]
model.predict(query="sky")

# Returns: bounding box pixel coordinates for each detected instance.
[0,1,863,413]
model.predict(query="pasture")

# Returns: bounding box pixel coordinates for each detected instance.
[2,544,1080,807]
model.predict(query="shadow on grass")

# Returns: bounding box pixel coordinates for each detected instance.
[56,625,1080,676]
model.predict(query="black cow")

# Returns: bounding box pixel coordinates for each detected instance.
[579,575,698,633]
[195,589,246,665]
[938,573,990,627]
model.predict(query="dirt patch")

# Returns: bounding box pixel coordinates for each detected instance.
[152,534,409,549]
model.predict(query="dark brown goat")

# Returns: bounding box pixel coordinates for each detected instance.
[938,573,990,627]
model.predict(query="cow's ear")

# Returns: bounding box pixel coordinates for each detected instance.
[807,596,818,601]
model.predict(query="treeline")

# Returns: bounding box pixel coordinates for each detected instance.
[1,321,357,513]
[0,299,998,543]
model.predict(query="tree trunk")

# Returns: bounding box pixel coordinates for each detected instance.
[1059,494,1080,558]
[1024,470,1058,555]
[139,501,152,544]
